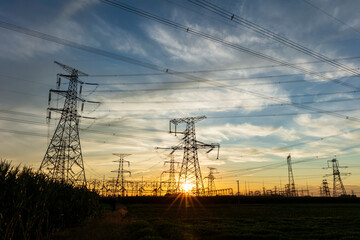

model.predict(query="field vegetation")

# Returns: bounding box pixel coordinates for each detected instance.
[0,160,103,240]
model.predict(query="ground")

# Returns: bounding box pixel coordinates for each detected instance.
[53,197,360,240]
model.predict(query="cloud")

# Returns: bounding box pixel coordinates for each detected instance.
[146,24,235,64]
[0,0,99,60]
[93,17,147,57]
[197,123,298,142]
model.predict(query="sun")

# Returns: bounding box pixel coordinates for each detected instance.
[182,183,193,193]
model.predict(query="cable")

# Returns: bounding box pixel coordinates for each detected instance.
[188,0,360,78]
[1,19,359,122]
[94,97,360,113]
[302,0,360,36]
[86,56,360,77]
[99,89,360,104]
[89,69,350,86]
[100,0,359,90]
[101,108,360,120]
[84,74,352,93]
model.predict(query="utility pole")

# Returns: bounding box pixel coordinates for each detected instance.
[324,158,350,197]
[286,154,297,197]
[161,154,180,195]
[157,116,220,195]
[204,167,217,196]
[112,153,131,197]
[40,61,98,185]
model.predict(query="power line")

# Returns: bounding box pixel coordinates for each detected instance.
[94,97,360,113]
[89,70,351,86]
[188,0,360,78]
[100,0,359,90]
[98,89,360,104]
[220,145,360,178]
[102,108,359,120]
[1,20,359,122]
[302,0,360,36]
[86,56,360,78]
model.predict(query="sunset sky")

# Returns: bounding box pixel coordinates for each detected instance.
[1,0,360,194]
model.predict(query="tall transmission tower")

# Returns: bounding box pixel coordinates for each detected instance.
[161,154,180,195]
[286,154,297,197]
[164,116,220,195]
[112,153,131,197]
[204,167,217,196]
[40,61,97,185]
[320,179,331,197]
[324,158,350,197]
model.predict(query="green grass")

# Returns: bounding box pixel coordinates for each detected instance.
[53,201,360,240]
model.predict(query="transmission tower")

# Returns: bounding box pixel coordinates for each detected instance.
[204,167,217,196]
[324,158,350,197]
[161,154,180,195]
[112,153,131,197]
[286,154,297,197]
[40,61,97,185]
[320,179,331,197]
[158,116,220,195]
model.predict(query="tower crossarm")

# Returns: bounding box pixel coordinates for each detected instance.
[155,145,183,154]
[169,115,206,135]
[196,141,220,159]
[54,61,88,76]
[49,89,99,103]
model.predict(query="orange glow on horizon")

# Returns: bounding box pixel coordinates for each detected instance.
[181,183,193,193]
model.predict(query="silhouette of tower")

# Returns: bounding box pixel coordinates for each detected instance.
[161,154,180,195]
[204,167,217,196]
[158,116,220,195]
[286,154,296,197]
[40,61,93,185]
[320,179,331,197]
[112,153,131,197]
[324,158,349,197]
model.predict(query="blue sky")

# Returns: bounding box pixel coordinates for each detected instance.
[1,0,360,194]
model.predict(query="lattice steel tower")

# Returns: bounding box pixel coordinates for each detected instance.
[161,154,180,195]
[286,154,297,197]
[204,167,217,196]
[324,158,349,197]
[112,153,131,197]
[40,61,90,185]
[320,179,331,197]
[168,116,220,195]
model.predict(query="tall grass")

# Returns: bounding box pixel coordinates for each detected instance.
[0,160,102,240]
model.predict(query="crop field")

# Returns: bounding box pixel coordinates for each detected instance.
[54,196,360,240]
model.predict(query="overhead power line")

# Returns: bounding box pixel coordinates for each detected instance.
[302,0,360,36]
[95,97,360,112]
[86,56,360,78]
[188,0,360,78]
[100,90,360,104]
[100,0,359,90]
[90,69,350,86]
[1,20,359,122]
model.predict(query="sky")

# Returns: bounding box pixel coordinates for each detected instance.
[1,0,360,195]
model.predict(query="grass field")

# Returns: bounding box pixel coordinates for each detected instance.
[53,196,360,240]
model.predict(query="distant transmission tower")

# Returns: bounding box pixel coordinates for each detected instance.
[40,61,97,185]
[320,179,331,197]
[168,116,220,195]
[112,153,131,197]
[286,154,297,197]
[324,158,350,197]
[161,154,180,195]
[204,167,217,196]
